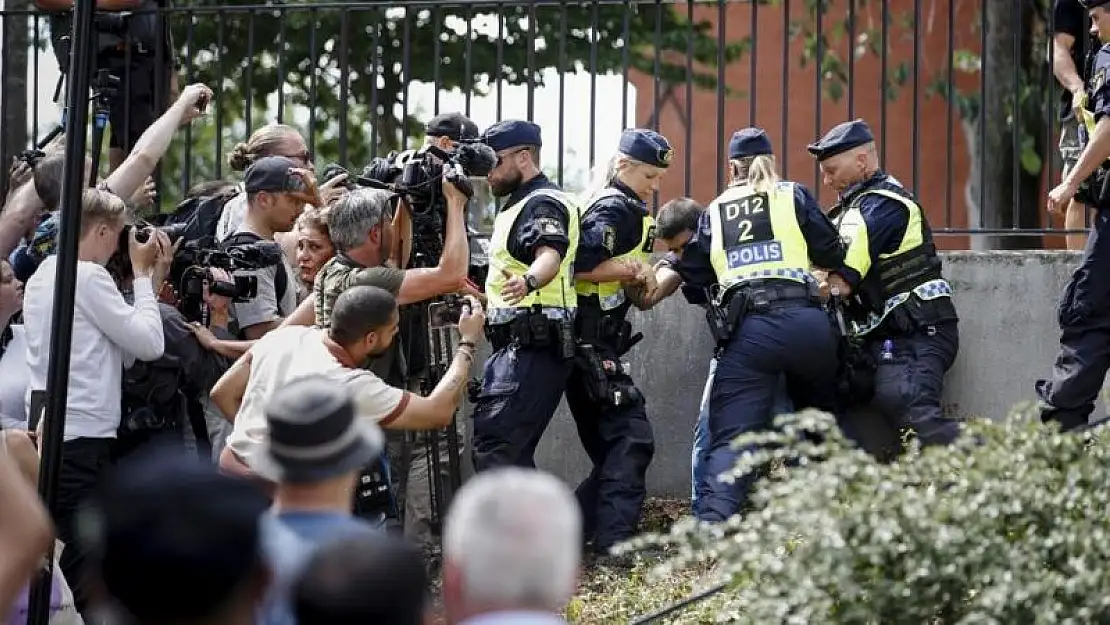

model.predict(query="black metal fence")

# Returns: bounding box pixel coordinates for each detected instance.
[0,0,1088,248]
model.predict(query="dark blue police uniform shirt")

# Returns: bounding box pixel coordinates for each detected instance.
[1088,43,1110,125]
[834,171,935,290]
[574,180,648,274]
[502,173,572,265]
[670,182,844,297]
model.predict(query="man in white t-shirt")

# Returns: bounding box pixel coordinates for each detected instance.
[21,187,171,619]
[211,285,485,490]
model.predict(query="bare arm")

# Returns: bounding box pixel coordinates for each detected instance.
[104,84,212,201]
[211,351,253,423]
[1053,34,1085,95]
[281,295,317,327]
[575,257,641,284]
[393,198,413,269]
[629,263,683,311]
[0,448,53,616]
[388,347,474,430]
[395,192,468,305]
[527,246,563,287]
[0,183,44,261]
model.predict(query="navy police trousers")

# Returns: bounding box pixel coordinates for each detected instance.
[567,345,655,552]
[1037,209,1110,431]
[695,304,839,523]
[471,344,572,471]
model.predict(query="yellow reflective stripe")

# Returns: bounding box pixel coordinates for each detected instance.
[843,218,872,278]
[707,182,810,289]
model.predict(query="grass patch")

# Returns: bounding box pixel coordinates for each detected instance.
[565,498,733,624]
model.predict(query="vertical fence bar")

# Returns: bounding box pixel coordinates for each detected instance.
[182,11,196,194]
[527,1,537,121]
[589,0,598,168]
[716,0,725,194]
[339,9,350,163]
[307,9,318,161]
[814,0,824,200]
[782,0,790,179]
[1011,0,1021,233]
[685,0,694,196]
[464,5,473,117]
[880,0,889,169]
[621,2,631,130]
[277,7,286,123]
[433,7,443,115]
[749,0,757,124]
[215,15,226,180]
[847,0,855,119]
[245,10,255,136]
[912,0,920,195]
[401,9,412,149]
[653,0,662,132]
[944,0,955,230]
[558,1,567,187]
[496,5,505,120]
[979,0,987,216]
[33,15,41,142]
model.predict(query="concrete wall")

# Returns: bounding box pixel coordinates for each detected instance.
[526,251,1090,497]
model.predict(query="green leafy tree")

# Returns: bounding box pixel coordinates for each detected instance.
[160,0,745,204]
[785,0,1050,250]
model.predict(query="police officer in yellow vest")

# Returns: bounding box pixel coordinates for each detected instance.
[813,119,961,447]
[569,128,670,556]
[1038,0,1110,432]
[670,127,846,523]
[472,120,580,471]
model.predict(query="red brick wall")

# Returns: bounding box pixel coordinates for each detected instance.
[629,0,1053,251]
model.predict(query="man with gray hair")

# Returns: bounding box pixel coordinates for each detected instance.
[442,468,581,625]
[282,178,472,557]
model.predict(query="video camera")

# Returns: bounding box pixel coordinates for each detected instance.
[112,187,284,323]
[327,141,497,271]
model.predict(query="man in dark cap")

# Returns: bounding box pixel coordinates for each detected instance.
[80,449,272,625]
[658,126,845,522]
[472,119,579,472]
[426,112,481,145]
[1037,0,1110,433]
[811,119,961,450]
[567,128,671,561]
[230,156,321,340]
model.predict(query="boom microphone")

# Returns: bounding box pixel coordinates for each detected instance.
[456,142,498,177]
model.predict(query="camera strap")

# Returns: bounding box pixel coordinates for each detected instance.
[222,232,288,303]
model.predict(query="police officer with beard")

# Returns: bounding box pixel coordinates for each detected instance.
[472,120,580,471]
[670,127,845,523]
[1039,0,1110,432]
[570,128,672,559]
[813,119,961,448]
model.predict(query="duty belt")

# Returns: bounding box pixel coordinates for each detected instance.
[485,312,565,350]
[724,279,821,313]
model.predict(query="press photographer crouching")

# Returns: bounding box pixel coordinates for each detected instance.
[21,187,169,620]
[35,0,177,170]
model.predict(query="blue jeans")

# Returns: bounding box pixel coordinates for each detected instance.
[690,359,794,510]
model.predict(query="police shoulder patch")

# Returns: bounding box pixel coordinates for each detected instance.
[1093,67,1107,93]
[602,226,616,253]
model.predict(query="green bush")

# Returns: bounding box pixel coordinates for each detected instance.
[620,408,1110,624]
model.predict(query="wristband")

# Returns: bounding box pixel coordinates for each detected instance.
[458,340,476,350]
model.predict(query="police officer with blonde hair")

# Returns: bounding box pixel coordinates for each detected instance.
[472,120,580,472]
[813,119,960,447]
[669,127,845,522]
[569,128,670,559]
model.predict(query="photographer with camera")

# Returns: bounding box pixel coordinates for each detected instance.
[211,286,485,494]
[35,0,177,172]
[228,156,320,340]
[21,187,171,619]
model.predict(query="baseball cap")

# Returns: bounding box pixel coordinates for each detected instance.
[425,112,480,142]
